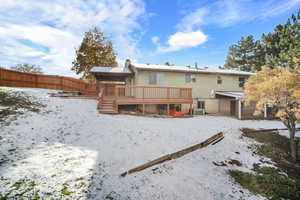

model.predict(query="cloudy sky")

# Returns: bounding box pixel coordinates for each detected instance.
[0,0,299,76]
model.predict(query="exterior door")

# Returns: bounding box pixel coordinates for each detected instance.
[102,84,116,96]
[230,100,236,116]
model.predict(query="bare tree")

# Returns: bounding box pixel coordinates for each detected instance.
[11,64,43,74]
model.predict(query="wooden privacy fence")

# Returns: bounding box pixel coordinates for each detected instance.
[0,68,96,95]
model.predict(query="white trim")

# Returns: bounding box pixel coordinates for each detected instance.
[238,100,242,119]
[215,91,244,99]
[131,63,254,76]
[90,66,132,74]
[264,104,267,118]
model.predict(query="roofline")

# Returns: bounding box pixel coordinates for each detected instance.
[90,71,132,74]
[131,64,253,76]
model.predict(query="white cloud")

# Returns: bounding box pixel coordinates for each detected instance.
[151,36,160,44]
[153,0,300,53]
[260,0,300,18]
[176,8,208,32]
[158,31,207,53]
[177,0,300,28]
[0,0,146,76]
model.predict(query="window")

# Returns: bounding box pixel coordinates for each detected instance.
[197,101,205,109]
[149,72,165,85]
[239,77,246,87]
[185,73,196,83]
[217,76,222,84]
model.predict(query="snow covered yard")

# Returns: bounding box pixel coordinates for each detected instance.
[0,87,287,200]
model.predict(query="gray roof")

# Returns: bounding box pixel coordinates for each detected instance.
[215,91,245,99]
[90,66,132,74]
[131,63,254,76]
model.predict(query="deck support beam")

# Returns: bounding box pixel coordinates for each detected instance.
[189,103,193,116]
[142,104,145,115]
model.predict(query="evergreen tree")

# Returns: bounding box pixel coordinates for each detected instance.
[225,10,300,72]
[224,35,261,71]
[262,11,300,68]
[72,27,117,80]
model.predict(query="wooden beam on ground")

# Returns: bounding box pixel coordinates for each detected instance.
[120,132,224,177]
[243,128,300,133]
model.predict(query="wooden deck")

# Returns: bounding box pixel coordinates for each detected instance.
[98,85,193,115]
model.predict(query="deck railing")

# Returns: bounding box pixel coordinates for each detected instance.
[115,85,192,99]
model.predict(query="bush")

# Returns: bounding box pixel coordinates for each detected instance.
[229,165,300,200]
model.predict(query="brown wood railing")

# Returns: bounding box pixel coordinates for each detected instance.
[115,85,192,99]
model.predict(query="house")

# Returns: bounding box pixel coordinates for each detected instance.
[90,60,265,119]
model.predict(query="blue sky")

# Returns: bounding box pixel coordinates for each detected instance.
[0,0,299,76]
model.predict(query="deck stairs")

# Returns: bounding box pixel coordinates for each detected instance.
[99,98,118,114]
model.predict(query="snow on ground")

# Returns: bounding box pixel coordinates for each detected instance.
[0,87,286,200]
[0,106,8,111]
[279,130,300,138]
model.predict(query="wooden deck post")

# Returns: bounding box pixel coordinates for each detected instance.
[96,80,100,95]
[189,103,193,116]
[167,104,170,116]
[142,104,145,115]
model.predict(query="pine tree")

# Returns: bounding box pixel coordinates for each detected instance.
[262,11,300,68]
[224,35,262,71]
[72,27,117,80]
[244,58,300,161]
[225,10,300,72]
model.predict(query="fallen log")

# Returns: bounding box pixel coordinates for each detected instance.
[244,128,300,133]
[120,132,224,177]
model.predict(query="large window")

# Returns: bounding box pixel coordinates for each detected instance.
[149,72,165,85]
[185,73,196,83]
[239,77,246,87]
